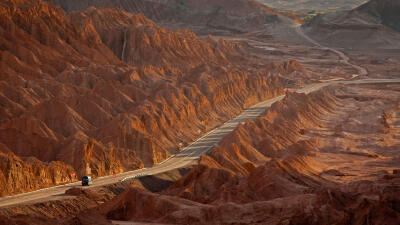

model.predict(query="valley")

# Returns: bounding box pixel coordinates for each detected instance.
[0,0,399,224]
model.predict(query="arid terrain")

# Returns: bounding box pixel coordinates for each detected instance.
[96,83,400,225]
[46,0,288,34]
[0,0,287,197]
[303,0,400,49]
[259,0,368,11]
[0,0,399,224]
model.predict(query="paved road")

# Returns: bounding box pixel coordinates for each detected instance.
[0,21,396,208]
[1,78,399,208]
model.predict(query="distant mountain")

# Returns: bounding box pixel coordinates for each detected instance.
[302,0,400,49]
[46,0,285,33]
[258,0,368,11]
[356,0,400,32]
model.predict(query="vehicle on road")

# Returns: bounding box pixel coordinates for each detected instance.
[81,176,92,186]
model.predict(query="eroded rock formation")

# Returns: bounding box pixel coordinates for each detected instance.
[47,0,284,33]
[0,0,286,196]
[82,86,400,224]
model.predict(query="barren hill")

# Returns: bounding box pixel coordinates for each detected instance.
[0,0,288,196]
[356,0,400,32]
[46,0,285,33]
[68,84,400,224]
[0,1,399,224]
[303,0,400,49]
[69,7,242,66]
[258,0,368,11]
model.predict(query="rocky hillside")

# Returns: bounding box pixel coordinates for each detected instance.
[69,7,243,66]
[67,86,400,224]
[47,0,284,33]
[0,0,287,196]
[303,0,400,49]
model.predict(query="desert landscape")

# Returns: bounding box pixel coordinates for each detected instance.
[0,0,399,224]
[259,0,369,11]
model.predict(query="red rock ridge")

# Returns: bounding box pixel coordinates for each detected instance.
[69,7,243,67]
[0,0,286,196]
[46,0,287,33]
[0,151,75,197]
[164,90,339,203]
[86,88,400,225]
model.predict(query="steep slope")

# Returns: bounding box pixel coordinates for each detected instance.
[73,86,400,224]
[356,0,400,32]
[258,0,368,11]
[0,151,75,197]
[0,0,128,195]
[47,0,284,33]
[69,7,242,66]
[0,0,120,81]
[303,0,400,49]
[95,178,400,225]
[164,90,339,204]
[0,0,287,196]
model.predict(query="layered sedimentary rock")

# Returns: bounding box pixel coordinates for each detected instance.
[0,0,286,196]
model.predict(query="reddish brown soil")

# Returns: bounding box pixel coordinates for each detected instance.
[69,84,400,225]
[1,0,400,224]
[0,0,290,196]
[340,49,400,79]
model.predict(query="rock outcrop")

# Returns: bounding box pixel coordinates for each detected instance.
[164,90,339,204]
[95,177,400,225]
[80,87,400,224]
[69,7,243,66]
[47,0,284,33]
[0,0,286,196]
[0,151,75,197]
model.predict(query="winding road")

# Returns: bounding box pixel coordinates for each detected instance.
[0,24,399,208]
[1,78,399,208]
[294,24,368,76]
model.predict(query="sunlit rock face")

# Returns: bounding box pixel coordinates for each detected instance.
[85,87,400,225]
[0,0,284,196]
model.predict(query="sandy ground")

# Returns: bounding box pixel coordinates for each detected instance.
[208,20,399,85]
[212,31,357,82]
[303,84,400,183]
[344,49,400,79]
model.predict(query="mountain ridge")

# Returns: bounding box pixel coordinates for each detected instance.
[0,0,287,196]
